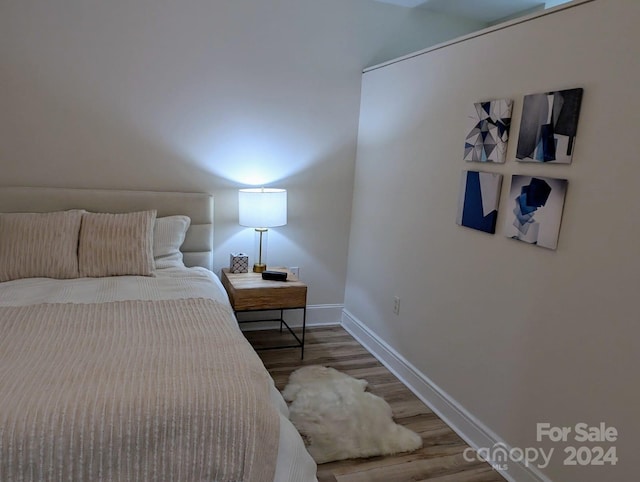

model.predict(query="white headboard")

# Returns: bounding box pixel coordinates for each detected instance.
[0,187,214,270]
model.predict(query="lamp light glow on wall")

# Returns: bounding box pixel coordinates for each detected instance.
[238,188,287,273]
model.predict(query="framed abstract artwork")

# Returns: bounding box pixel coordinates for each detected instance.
[464,99,513,163]
[456,170,503,234]
[516,88,583,164]
[505,175,568,250]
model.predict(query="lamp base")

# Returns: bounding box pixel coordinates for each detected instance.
[253,263,267,273]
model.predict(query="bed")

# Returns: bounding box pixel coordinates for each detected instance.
[0,187,317,482]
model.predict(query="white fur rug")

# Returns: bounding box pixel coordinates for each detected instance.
[281,365,422,464]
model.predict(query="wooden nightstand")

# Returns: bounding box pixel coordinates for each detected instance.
[220,267,308,358]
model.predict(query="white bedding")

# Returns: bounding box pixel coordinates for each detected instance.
[0,267,317,482]
[0,267,228,306]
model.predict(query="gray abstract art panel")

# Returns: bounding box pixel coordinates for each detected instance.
[516,88,583,164]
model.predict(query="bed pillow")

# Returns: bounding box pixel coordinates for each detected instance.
[0,210,83,282]
[78,210,157,277]
[153,215,191,269]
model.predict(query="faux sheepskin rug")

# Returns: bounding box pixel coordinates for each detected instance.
[281,365,422,464]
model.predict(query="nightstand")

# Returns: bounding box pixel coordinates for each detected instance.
[220,267,308,358]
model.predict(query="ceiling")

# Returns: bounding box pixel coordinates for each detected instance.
[372,0,570,23]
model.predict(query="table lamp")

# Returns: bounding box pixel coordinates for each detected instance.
[238,187,287,272]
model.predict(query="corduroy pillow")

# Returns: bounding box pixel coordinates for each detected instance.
[0,210,83,282]
[153,215,191,269]
[78,210,157,277]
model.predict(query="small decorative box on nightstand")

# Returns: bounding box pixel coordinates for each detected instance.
[229,252,249,273]
[220,267,308,358]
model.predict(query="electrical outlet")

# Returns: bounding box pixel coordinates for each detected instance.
[393,296,400,315]
[289,266,300,278]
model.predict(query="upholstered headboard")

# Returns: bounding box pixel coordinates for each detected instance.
[0,187,213,270]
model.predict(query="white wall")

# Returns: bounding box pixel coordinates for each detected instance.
[0,0,483,313]
[345,0,639,480]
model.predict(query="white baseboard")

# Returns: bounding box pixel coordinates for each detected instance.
[341,309,551,482]
[238,304,342,331]
[306,304,343,326]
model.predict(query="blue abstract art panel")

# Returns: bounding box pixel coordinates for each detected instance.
[464,99,513,163]
[504,175,568,250]
[456,171,503,234]
[516,88,583,164]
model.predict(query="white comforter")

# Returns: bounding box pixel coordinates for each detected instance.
[0,267,229,306]
[0,267,317,482]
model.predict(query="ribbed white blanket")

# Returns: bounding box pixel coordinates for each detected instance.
[0,298,279,482]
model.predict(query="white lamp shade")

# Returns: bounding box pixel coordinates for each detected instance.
[238,188,287,228]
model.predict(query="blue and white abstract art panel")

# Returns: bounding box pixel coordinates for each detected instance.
[464,99,513,163]
[456,171,503,234]
[505,175,568,250]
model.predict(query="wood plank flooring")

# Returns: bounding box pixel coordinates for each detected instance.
[244,326,506,482]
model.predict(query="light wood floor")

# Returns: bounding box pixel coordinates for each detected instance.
[244,325,506,482]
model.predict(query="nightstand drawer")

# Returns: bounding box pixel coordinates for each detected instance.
[220,268,307,311]
[229,285,307,311]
